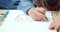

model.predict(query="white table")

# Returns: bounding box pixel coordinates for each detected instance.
[0,10,57,32]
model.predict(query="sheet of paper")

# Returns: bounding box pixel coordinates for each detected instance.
[0,10,56,32]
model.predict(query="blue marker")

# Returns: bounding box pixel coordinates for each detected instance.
[0,11,9,22]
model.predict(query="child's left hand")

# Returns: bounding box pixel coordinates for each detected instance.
[49,14,60,30]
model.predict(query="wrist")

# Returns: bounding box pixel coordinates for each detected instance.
[28,8,35,15]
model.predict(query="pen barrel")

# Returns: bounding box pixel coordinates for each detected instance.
[33,0,46,7]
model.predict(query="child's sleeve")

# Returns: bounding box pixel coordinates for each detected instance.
[17,0,35,14]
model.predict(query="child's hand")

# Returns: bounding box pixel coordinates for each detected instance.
[28,7,46,21]
[49,14,60,30]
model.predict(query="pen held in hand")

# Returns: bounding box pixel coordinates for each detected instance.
[43,16,48,21]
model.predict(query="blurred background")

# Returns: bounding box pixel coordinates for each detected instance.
[0,0,20,9]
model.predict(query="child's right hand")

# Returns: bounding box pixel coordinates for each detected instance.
[28,7,46,21]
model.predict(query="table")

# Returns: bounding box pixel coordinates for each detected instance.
[0,10,59,32]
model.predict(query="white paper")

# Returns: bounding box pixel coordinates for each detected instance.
[0,10,56,32]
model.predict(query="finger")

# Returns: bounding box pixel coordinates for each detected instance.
[49,22,55,30]
[36,7,46,14]
[32,11,44,21]
[35,11,44,18]
[35,15,43,21]
[55,25,59,30]
[32,14,43,21]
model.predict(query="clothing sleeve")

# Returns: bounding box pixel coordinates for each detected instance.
[0,0,20,9]
[17,0,35,14]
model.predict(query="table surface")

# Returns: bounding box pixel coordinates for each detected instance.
[0,10,57,32]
